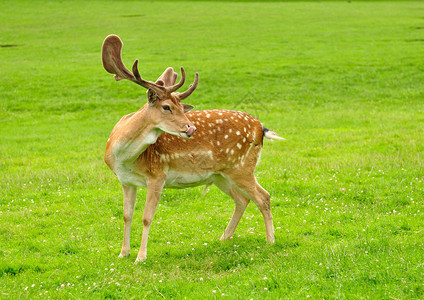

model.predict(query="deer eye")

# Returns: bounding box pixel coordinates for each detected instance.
[162,105,171,112]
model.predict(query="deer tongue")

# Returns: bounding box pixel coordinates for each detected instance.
[186,126,196,136]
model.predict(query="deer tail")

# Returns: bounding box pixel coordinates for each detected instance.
[263,127,286,141]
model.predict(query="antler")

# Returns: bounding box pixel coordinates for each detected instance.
[175,72,199,100]
[102,34,199,100]
[156,67,178,86]
[102,34,166,96]
[156,67,186,93]
[166,67,186,93]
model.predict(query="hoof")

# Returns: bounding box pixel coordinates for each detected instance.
[220,234,232,241]
[134,257,146,264]
[118,252,130,258]
[267,237,276,244]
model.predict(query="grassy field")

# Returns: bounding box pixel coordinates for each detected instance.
[1,0,423,298]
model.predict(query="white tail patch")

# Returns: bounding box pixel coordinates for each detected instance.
[264,130,286,141]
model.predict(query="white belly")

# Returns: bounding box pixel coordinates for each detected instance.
[164,171,216,189]
[114,162,216,189]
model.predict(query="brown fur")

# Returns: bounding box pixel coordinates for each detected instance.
[104,105,276,263]
[139,109,264,178]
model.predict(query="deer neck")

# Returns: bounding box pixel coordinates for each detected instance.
[109,105,162,164]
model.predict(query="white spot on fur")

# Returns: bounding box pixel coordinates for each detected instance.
[226,148,230,154]
[237,143,242,149]
[225,135,229,139]
[206,114,211,118]
[229,129,232,133]
[236,131,240,135]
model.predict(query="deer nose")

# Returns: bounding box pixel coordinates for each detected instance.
[186,125,196,136]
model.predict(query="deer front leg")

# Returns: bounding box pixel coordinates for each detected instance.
[119,185,137,258]
[135,178,164,264]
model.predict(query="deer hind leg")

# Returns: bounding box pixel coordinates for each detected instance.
[214,176,250,241]
[120,184,137,258]
[228,175,275,243]
[135,178,164,264]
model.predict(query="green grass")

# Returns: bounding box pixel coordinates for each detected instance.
[1,0,423,298]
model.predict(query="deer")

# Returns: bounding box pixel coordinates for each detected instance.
[102,34,285,263]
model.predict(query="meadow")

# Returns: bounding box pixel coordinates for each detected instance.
[1,0,423,298]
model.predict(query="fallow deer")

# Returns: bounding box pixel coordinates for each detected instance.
[102,34,285,263]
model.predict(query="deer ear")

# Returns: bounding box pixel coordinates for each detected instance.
[182,103,194,113]
[147,89,159,106]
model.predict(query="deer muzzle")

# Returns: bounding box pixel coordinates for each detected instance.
[186,125,196,137]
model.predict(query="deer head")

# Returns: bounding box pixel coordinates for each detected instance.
[102,34,198,138]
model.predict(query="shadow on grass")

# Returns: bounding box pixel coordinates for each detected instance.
[136,236,300,273]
